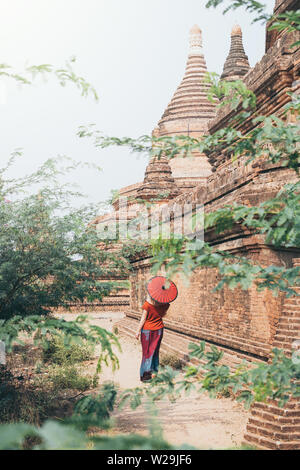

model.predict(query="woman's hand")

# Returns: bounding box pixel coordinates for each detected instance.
[135,331,140,340]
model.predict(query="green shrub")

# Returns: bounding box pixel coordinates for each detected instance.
[34,361,44,374]
[0,338,98,426]
[160,353,182,370]
[42,334,94,366]
[48,365,98,391]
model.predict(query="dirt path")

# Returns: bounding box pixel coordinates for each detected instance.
[60,311,250,449]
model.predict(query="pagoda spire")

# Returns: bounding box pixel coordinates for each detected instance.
[153,25,216,192]
[157,25,216,137]
[221,25,250,81]
[137,156,179,203]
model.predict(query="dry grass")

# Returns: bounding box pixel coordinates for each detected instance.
[0,338,98,425]
[160,352,183,370]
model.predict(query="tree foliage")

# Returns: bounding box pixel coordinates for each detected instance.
[0,57,99,100]
[0,157,129,320]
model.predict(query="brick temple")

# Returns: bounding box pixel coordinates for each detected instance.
[96,0,300,449]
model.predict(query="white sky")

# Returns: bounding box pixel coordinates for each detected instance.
[1,0,275,207]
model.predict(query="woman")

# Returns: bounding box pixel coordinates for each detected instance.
[135,295,170,382]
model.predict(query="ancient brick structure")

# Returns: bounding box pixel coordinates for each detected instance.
[156,25,216,192]
[221,25,250,81]
[243,258,300,449]
[97,0,300,448]
[137,155,179,203]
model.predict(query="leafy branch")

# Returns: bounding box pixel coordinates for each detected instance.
[205,0,270,23]
[1,57,99,101]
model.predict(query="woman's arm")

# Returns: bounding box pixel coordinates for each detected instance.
[135,310,147,340]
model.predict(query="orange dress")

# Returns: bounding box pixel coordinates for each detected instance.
[142,301,169,331]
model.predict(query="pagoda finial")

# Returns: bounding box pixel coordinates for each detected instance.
[189,24,203,56]
[231,24,242,36]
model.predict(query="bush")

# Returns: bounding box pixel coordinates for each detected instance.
[48,365,98,391]
[0,336,99,426]
[160,353,182,370]
[0,351,99,425]
[42,334,94,366]
[0,365,58,425]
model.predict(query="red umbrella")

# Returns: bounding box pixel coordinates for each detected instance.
[147,276,178,304]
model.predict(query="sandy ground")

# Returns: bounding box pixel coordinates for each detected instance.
[59,311,250,449]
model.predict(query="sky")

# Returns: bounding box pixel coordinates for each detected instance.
[1,0,275,208]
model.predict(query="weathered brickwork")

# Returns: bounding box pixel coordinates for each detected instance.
[221,25,250,81]
[55,300,130,313]
[244,398,300,450]
[128,242,297,359]
[265,0,299,52]
[244,259,300,449]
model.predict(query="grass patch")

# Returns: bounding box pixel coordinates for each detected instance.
[1,335,99,426]
[47,365,98,391]
[42,334,94,365]
[0,362,98,425]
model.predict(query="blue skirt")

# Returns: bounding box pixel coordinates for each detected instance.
[140,328,163,381]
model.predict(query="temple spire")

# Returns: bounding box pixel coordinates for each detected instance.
[153,25,216,192]
[137,156,179,203]
[221,25,250,81]
[157,25,216,137]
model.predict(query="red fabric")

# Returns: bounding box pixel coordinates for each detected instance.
[142,301,169,331]
[141,329,163,359]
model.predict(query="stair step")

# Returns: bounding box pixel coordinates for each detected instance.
[282,309,300,316]
[276,321,300,329]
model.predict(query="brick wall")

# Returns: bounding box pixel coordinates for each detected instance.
[128,160,299,360]
[244,258,300,450]
[130,250,291,360]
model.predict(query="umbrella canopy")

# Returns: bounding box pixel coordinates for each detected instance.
[147,276,178,304]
